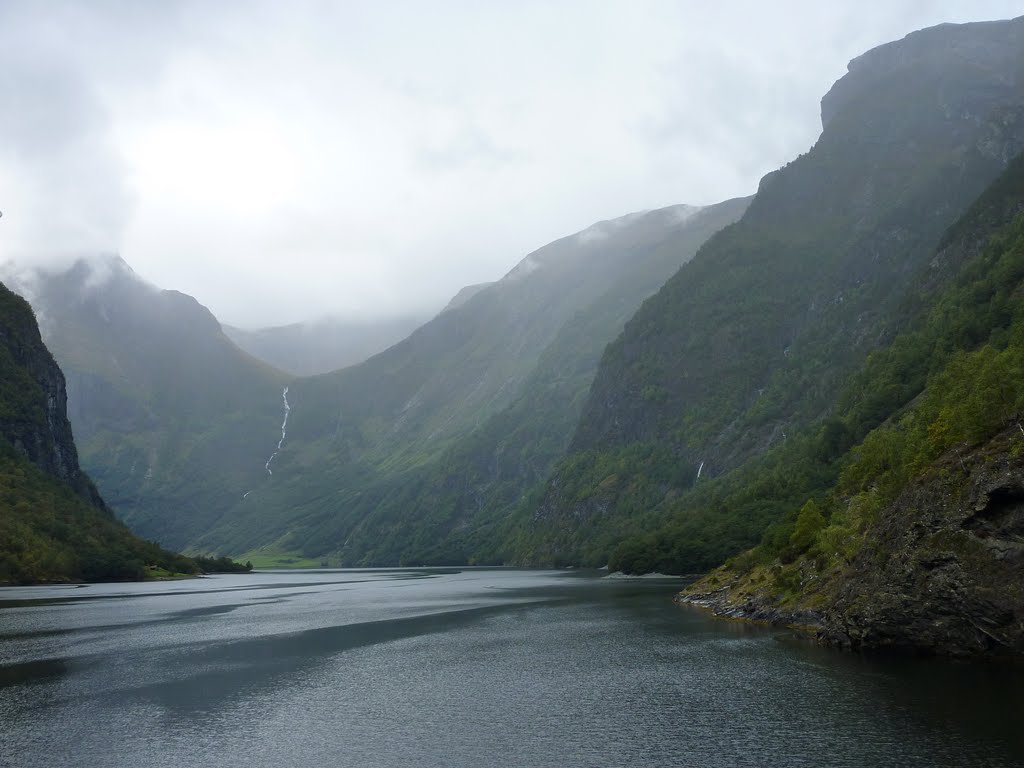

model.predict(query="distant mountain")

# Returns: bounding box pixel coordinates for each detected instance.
[286,205,724,466]
[189,200,749,562]
[521,15,1024,569]
[224,312,431,377]
[10,257,289,550]
[0,279,196,583]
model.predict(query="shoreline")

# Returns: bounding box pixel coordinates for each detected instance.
[674,585,825,635]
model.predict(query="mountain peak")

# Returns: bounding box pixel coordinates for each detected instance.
[821,15,1024,130]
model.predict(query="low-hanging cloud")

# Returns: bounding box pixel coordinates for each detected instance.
[1,1,1022,327]
[0,5,130,265]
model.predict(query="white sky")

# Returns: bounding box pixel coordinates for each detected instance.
[0,1,1021,327]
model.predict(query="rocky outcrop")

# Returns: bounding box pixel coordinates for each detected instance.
[818,426,1024,656]
[681,425,1024,657]
[676,585,824,632]
[821,17,1024,132]
[0,281,105,508]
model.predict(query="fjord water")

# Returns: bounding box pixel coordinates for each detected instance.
[1,570,1021,768]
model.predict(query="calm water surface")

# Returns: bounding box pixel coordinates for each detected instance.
[0,568,1022,768]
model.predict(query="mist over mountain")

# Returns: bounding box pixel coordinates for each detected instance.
[224,313,432,377]
[7,199,746,564]
[196,198,750,563]
[7,256,288,550]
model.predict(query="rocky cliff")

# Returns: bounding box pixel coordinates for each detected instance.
[0,280,104,507]
[682,426,1024,657]
[822,426,1024,655]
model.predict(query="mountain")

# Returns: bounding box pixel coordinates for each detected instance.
[681,151,1024,656]
[0,279,197,583]
[224,312,430,377]
[189,199,750,563]
[519,16,1024,569]
[10,257,289,551]
[14,16,1024,615]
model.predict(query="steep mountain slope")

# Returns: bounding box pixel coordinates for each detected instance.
[224,312,430,376]
[682,154,1024,655]
[12,258,289,550]
[524,16,1024,568]
[289,205,717,464]
[0,280,196,583]
[193,200,749,561]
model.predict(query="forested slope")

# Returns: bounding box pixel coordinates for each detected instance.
[683,153,1024,655]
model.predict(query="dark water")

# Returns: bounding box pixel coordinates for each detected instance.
[0,569,1022,768]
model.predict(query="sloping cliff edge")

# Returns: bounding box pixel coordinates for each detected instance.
[680,425,1024,657]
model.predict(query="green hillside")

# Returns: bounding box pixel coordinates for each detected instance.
[682,154,1024,654]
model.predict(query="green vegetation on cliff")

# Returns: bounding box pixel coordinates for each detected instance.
[682,152,1024,654]
[0,440,197,583]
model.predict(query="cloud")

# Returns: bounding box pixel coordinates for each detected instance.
[1,1,1022,326]
[0,2,181,267]
[0,31,122,262]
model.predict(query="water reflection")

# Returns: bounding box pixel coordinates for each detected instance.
[0,569,1021,768]
[0,657,69,689]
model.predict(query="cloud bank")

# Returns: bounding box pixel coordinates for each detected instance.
[0,1,1020,326]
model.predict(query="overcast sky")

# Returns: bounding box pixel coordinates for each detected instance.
[0,1,1021,327]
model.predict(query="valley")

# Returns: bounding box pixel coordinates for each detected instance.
[2,13,1024,660]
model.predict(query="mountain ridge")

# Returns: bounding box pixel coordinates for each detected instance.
[224,312,430,377]
[520,14,1024,569]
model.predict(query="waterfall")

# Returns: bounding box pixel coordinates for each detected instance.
[265,386,291,475]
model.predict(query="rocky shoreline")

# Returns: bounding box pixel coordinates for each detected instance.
[668,424,1024,659]
[674,586,825,636]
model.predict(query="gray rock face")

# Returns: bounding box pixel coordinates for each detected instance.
[680,426,1024,657]
[0,281,105,509]
[821,426,1024,656]
[821,17,1024,131]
